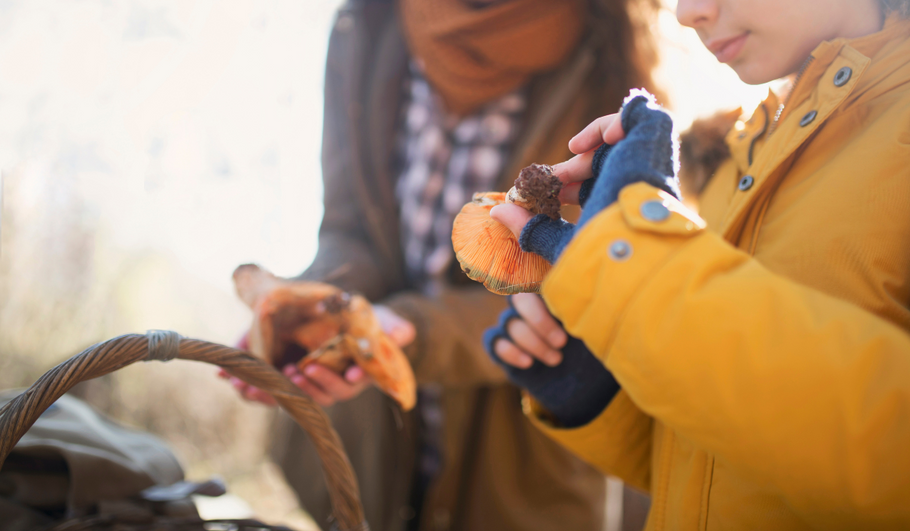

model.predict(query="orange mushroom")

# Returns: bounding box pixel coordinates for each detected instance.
[452,164,562,295]
[232,264,416,410]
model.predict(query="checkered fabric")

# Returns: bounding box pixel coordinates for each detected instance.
[396,62,526,288]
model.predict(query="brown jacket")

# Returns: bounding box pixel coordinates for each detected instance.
[271,1,621,529]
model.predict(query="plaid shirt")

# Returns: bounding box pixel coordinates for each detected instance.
[396,62,526,290]
[395,64,527,520]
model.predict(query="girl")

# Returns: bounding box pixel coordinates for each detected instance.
[487,0,910,528]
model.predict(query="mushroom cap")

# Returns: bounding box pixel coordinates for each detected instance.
[452,192,551,295]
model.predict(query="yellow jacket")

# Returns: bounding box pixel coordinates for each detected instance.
[528,15,910,530]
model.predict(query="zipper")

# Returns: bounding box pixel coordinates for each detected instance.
[767,55,815,137]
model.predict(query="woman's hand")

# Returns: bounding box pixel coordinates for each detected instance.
[219,305,416,407]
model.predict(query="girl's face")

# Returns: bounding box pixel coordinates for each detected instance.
[677,0,884,84]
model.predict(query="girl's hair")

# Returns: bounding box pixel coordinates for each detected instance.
[882,0,910,17]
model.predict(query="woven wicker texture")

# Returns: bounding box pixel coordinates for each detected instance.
[0,331,367,531]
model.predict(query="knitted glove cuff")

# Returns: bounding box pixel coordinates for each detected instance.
[518,214,576,264]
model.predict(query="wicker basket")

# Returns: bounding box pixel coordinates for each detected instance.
[0,331,367,531]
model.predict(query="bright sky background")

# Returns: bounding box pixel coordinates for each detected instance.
[0,0,341,286]
[0,0,771,344]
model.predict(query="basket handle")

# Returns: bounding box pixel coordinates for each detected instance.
[0,331,367,531]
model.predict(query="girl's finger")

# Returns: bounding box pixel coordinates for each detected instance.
[490,203,535,239]
[559,183,581,205]
[494,338,533,369]
[506,318,563,367]
[552,151,595,186]
[568,113,624,154]
[511,293,567,349]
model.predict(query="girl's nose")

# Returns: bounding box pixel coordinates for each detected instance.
[677,0,719,29]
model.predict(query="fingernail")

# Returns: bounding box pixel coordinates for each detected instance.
[346,366,363,382]
[291,375,305,386]
[283,365,296,376]
[304,365,318,376]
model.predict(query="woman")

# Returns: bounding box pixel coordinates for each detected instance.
[228,0,665,529]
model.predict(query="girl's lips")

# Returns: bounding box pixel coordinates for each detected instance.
[707,33,749,63]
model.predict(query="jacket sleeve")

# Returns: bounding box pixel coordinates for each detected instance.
[298,208,394,302]
[532,182,910,518]
[382,285,511,387]
[525,390,653,492]
[295,10,399,302]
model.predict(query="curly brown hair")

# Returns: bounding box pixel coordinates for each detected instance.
[582,0,664,119]
[882,0,910,17]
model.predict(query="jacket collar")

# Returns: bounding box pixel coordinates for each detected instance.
[719,15,910,243]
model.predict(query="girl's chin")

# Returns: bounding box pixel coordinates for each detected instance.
[729,62,780,86]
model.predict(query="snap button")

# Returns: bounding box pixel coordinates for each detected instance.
[640,200,670,222]
[608,240,632,261]
[738,175,754,191]
[833,66,852,87]
[799,110,817,127]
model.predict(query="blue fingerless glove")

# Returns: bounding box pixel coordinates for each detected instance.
[483,297,620,428]
[520,90,682,263]
[578,142,613,208]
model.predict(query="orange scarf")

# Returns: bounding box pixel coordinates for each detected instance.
[399,0,586,116]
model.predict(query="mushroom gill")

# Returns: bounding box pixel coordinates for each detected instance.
[452,192,552,295]
[232,263,417,410]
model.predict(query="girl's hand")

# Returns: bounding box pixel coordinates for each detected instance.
[488,112,628,242]
[490,293,567,369]
[553,113,626,205]
[483,295,621,428]
[493,91,680,264]
[489,202,534,241]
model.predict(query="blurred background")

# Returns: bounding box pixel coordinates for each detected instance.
[0,0,768,528]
